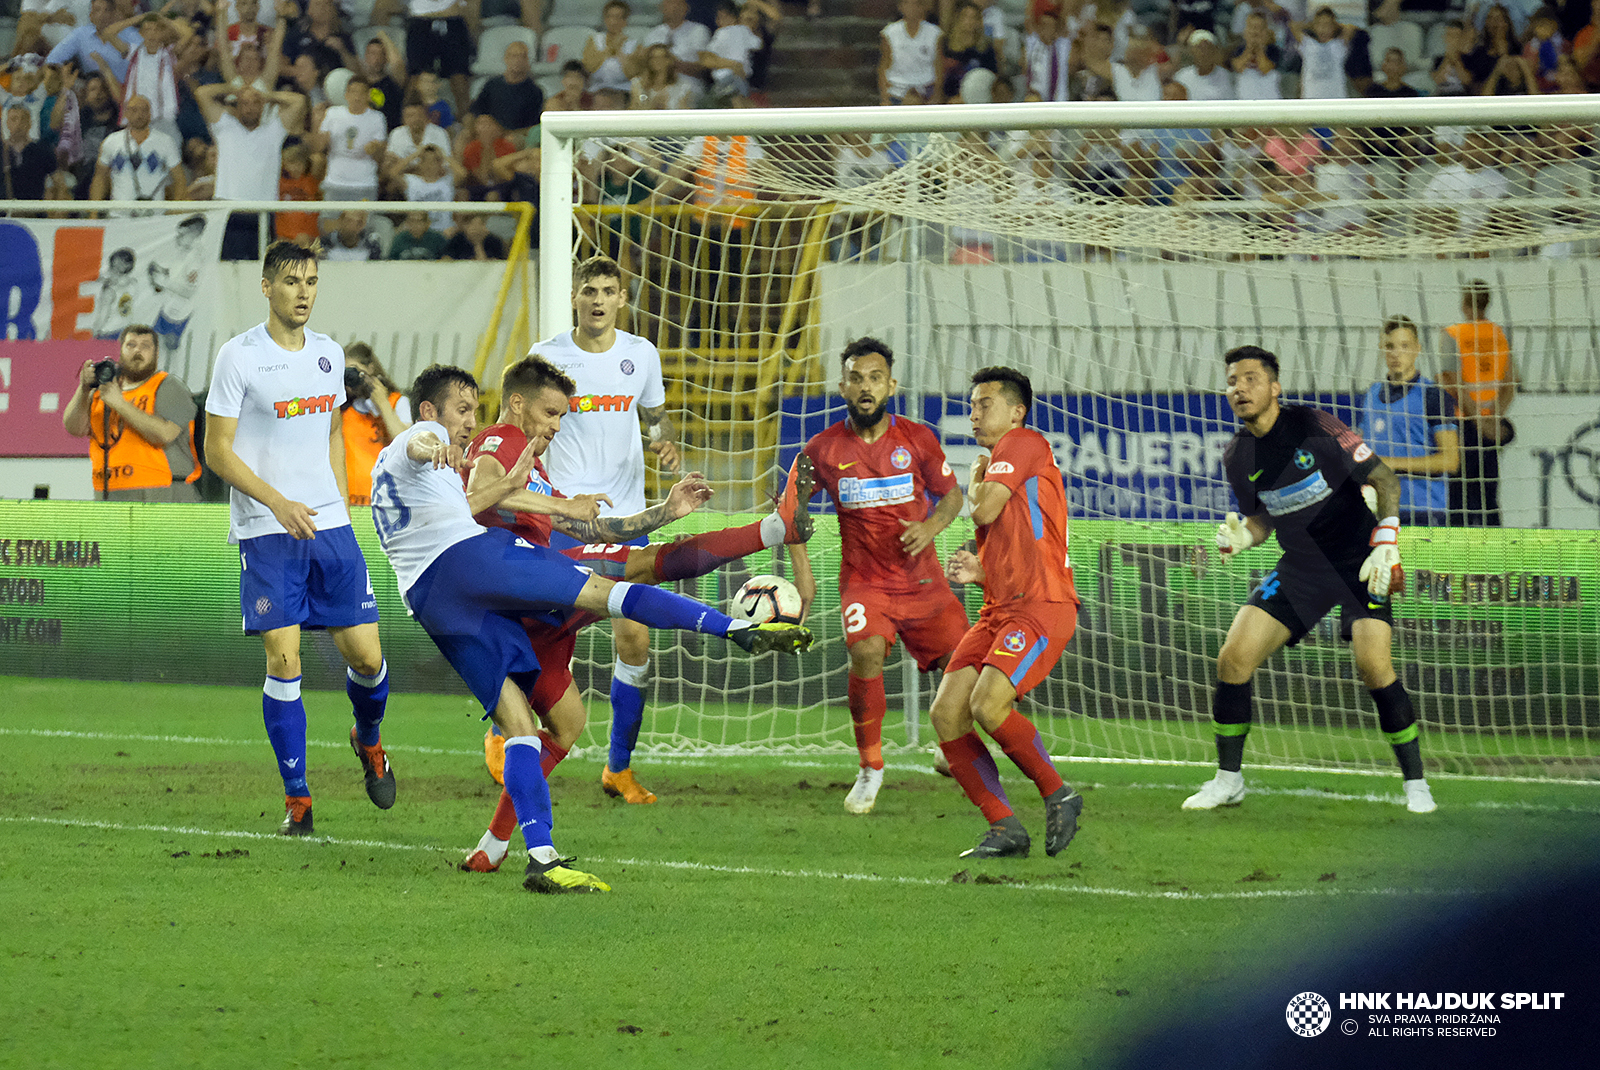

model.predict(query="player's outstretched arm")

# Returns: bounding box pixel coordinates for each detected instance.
[205,414,320,540]
[899,485,965,556]
[551,473,713,544]
[1215,510,1271,563]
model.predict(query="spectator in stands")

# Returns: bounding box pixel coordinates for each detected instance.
[1170,0,1225,42]
[218,19,286,93]
[1081,0,1137,61]
[543,60,593,111]
[1174,28,1234,100]
[401,143,462,227]
[74,69,117,193]
[740,0,783,92]
[389,210,447,259]
[15,0,87,59]
[462,110,515,199]
[1421,130,1509,242]
[471,41,545,147]
[181,135,216,199]
[38,58,81,163]
[1232,11,1283,99]
[284,49,330,110]
[399,0,474,119]
[1069,21,1116,101]
[1433,19,1481,94]
[1440,280,1517,527]
[701,0,764,103]
[1522,6,1567,90]
[226,0,274,57]
[632,41,702,108]
[323,208,384,259]
[442,211,509,259]
[95,14,192,147]
[2,53,56,141]
[314,73,386,201]
[198,82,307,258]
[937,2,999,102]
[1549,51,1588,88]
[1302,125,1373,236]
[91,94,188,207]
[1481,50,1541,92]
[276,140,322,246]
[1112,32,1161,203]
[45,0,140,83]
[586,0,640,93]
[360,30,407,131]
[1291,7,1357,99]
[1368,46,1420,99]
[477,0,544,36]
[1230,0,1291,50]
[339,341,411,507]
[879,0,940,104]
[1573,3,1600,87]
[385,92,451,192]
[279,0,357,73]
[412,70,455,131]
[1468,4,1523,77]
[1023,11,1072,101]
[645,0,713,80]
[1,102,57,199]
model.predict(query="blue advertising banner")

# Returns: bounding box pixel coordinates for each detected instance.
[780,392,1360,521]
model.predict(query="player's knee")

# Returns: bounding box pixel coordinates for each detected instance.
[848,646,886,679]
[929,698,965,741]
[1216,643,1256,684]
[267,650,301,679]
[347,650,384,678]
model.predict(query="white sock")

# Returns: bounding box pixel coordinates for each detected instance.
[759,512,785,548]
[475,830,510,864]
[528,844,559,865]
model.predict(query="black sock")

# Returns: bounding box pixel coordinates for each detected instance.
[1370,680,1425,780]
[1213,680,1252,773]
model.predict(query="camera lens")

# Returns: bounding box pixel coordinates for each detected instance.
[344,366,366,395]
[93,360,118,384]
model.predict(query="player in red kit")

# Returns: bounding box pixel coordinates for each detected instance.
[784,337,969,815]
[931,366,1084,859]
[459,354,815,872]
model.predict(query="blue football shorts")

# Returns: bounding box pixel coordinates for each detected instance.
[239,525,380,635]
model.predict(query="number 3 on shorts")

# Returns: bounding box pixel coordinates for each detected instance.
[842,602,868,634]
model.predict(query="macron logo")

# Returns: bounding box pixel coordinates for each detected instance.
[274,394,336,418]
[284,758,300,769]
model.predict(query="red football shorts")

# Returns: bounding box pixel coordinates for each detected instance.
[948,599,1078,700]
[839,580,971,671]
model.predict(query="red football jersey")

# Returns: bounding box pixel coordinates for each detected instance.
[974,427,1078,607]
[464,421,564,547]
[800,414,960,593]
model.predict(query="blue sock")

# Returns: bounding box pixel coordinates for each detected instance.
[608,658,648,773]
[263,675,309,796]
[503,736,554,850]
[607,581,737,637]
[347,660,388,747]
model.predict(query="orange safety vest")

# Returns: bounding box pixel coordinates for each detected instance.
[1444,320,1512,414]
[87,370,200,493]
[693,134,754,228]
[342,392,403,506]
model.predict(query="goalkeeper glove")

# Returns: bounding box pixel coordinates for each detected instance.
[1216,512,1253,563]
[1359,516,1404,599]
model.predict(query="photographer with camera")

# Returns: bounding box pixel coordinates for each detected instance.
[62,323,202,501]
[339,343,410,507]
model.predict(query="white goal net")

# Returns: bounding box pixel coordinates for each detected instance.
[537,98,1600,780]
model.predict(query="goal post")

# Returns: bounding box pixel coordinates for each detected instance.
[536,97,1600,779]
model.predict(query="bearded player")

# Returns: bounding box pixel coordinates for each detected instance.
[931,367,1084,859]
[1186,345,1436,814]
[461,354,814,872]
[783,337,968,814]
[533,255,681,805]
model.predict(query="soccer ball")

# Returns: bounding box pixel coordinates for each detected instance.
[730,574,803,624]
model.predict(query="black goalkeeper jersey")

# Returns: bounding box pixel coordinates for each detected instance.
[1223,404,1380,571]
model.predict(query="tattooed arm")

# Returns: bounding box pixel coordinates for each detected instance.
[549,472,712,543]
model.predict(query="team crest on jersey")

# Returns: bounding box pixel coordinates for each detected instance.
[318,357,332,373]
[891,447,912,470]
[620,359,635,375]
[1001,629,1027,653]
[1294,449,1315,470]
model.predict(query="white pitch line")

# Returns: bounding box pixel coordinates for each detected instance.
[0,814,1480,902]
[3,727,1593,814]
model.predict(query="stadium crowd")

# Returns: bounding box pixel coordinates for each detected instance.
[2,0,1596,259]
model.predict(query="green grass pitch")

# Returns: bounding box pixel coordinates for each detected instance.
[2,675,1597,1069]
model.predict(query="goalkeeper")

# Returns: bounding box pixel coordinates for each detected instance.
[1185,345,1436,815]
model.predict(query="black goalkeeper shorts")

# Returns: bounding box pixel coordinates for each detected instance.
[1245,555,1395,647]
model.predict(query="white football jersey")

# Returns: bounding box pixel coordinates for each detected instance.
[206,323,350,542]
[369,421,490,594]
[535,329,665,515]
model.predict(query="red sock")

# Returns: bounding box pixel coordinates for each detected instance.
[538,730,569,777]
[989,711,1064,798]
[487,788,517,841]
[939,732,1013,823]
[654,523,766,582]
[848,673,886,770]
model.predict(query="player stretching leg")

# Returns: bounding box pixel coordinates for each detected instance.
[370,365,811,892]
[459,355,814,870]
[930,368,1084,859]
[1186,345,1436,814]
[204,241,393,836]
[532,255,683,805]
[784,337,968,814]
[475,355,815,785]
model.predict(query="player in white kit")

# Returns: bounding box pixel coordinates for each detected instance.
[524,255,681,805]
[203,241,394,836]
[370,363,813,893]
